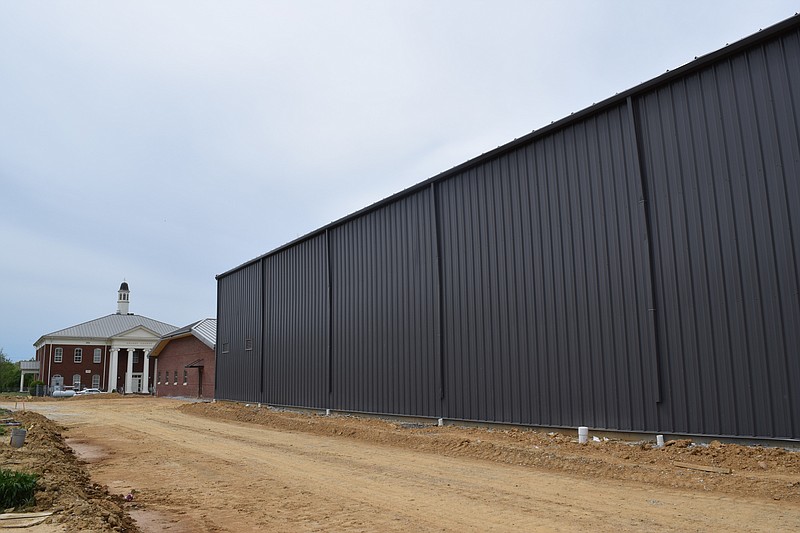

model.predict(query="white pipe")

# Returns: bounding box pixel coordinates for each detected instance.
[578,426,589,444]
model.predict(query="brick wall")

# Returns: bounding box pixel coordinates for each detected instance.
[42,343,110,390]
[155,336,215,399]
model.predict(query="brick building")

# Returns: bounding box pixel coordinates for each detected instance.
[150,319,216,398]
[33,282,177,394]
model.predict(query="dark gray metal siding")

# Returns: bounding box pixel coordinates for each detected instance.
[262,234,329,408]
[437,106,656,431]
[330,191,439,416]
[215,18,800,440]
[636,29,800,438]
[215,261,262,402]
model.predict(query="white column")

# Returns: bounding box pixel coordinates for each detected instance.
[19,371,24,393]
[142,349,150,394]
[125,348,134,393]
[108,348,119,393]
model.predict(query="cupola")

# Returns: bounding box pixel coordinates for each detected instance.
[117,280,131,315]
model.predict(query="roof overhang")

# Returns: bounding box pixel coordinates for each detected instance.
[34,336,111,350]
[149,331,193,357]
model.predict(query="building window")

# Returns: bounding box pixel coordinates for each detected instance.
[72,374,81,389]
[74,348,82,363]
[93,348,102,363]
[54,348,63,363]
[133,352,139,364]
[157,371,161,384]
[92,374,101,388]
[222,342,230,354]
[183,369,188,385]
[173,371,178,385]
[245,339,253,351]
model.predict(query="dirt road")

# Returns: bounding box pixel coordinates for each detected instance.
[11,397,800,532]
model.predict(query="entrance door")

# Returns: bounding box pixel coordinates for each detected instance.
[131,373,143,393]
[197,368,203,398]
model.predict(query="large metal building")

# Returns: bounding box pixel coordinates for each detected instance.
[216,16,800,441]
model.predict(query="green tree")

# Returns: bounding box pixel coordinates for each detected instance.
[0,349,21,391]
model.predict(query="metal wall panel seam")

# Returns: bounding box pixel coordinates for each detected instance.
[683,73,725,433]
[326,229,333,396]
[533,143,551,424]
[214,274,222,398]
[717,57,758,434]
[429,183,445,405]
[751,43,796,436]
[771,34,800,437]
[731,52,774,436]
[259,257,265,399]
[679,73,718,433]
[626,95,663,404]
[701,64,741,436]
[604,112,632,428]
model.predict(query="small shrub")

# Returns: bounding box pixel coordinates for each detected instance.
[0,469,38,508]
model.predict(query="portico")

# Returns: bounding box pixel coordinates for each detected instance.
[107,340,156,394]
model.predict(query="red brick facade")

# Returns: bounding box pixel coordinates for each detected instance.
[36,343,156,392]
[155,336,215,399]
[37,343,111,390]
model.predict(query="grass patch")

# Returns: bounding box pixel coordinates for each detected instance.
[0,469,38,509]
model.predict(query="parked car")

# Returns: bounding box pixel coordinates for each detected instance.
[76,388,103,395]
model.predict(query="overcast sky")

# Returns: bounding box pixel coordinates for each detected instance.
[1,2,796,361]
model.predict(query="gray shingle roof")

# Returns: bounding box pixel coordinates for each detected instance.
[37,314,178,344]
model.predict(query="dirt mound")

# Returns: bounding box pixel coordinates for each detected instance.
[182,402,800,503]
[0,410,140,532]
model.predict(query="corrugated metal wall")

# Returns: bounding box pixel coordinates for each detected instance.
[330,191,439,416]
[636,30,800,438]
[437,106,657,431]
[215,261,262,402]
[215,18,800,440]
[262,234,328,408]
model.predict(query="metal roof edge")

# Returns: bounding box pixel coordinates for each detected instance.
[216,13,800,281]
[190,318,216,349]
[152,319,216,355]
[33,335,110,349]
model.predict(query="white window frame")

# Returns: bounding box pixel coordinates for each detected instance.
[54,348,63,363]
[183,369,188,385]
[72,374,81,389]
[92,374,101,388]
[74,348,82,363]
[133,352,139,364]
[93,348,102,363]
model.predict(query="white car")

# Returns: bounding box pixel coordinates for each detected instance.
[77,388,103,395]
